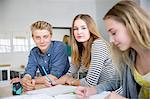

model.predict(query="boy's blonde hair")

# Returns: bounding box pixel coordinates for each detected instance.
[31,21,52,36]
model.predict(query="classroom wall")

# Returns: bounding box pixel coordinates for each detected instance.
[95,0,120,40]
[0,0,97,33]
[140,0,150,14]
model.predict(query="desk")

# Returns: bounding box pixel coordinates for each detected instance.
[0,64,11,81]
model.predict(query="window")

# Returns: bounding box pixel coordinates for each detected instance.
[29,38,36,50]
[13,37,28,52]
[0,33,11,53]
[0,39,11,53]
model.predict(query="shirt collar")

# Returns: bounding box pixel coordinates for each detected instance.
[37,41,53,56]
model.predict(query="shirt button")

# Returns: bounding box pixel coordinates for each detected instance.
[45,61,47,63]
[48,54,50,56]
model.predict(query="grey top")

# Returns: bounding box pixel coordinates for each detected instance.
[96,50,140,98]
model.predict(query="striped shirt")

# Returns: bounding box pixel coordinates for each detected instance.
[67,39,115,87]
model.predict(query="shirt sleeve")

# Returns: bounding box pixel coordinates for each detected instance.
[96,72,121,94]
[50,42,70,78]
[80,39,115,87]
[66,63,79,77]
[24,50,38,78]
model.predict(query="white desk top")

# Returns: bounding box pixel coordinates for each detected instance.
[0,81,110,99]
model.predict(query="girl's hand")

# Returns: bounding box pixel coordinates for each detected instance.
[76,86,97,99]
[105,91,127,99]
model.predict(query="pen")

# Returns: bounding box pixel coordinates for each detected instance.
[41,66,52,83]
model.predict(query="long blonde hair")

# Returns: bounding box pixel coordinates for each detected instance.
[103,0,150,74]
[71,14,100,68]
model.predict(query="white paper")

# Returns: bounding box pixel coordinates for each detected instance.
[89,91,110,99]
[26,84,77,96]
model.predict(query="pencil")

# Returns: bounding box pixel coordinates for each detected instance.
[41,66,52,83]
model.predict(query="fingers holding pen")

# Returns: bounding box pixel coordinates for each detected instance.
[44,74,58,87]
[44,77,53,87]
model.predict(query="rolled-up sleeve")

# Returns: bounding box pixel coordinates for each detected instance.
[24,50,38,78]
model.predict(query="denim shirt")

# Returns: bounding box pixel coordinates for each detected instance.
[24,41,70,78]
